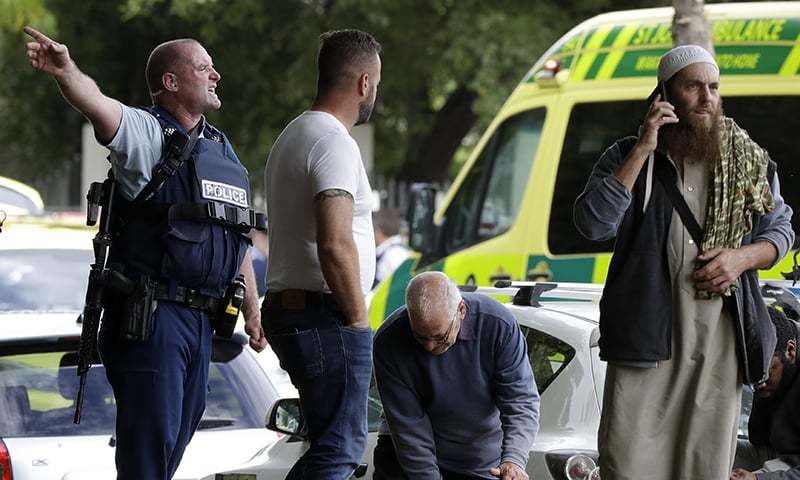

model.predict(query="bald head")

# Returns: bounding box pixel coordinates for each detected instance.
[145,38,201,102]
[405,272,461,331]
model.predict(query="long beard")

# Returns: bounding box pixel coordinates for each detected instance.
[661,103,723,165]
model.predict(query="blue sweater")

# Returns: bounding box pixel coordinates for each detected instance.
[373,293,540,479]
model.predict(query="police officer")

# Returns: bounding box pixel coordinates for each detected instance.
[24,27,267,480]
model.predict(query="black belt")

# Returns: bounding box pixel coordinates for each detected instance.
[264,290,334,310]
[154,283,223,312]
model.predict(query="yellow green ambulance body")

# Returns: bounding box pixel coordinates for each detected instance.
[370,2,800,328]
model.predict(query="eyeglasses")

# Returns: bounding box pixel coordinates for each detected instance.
[412,301,462,347]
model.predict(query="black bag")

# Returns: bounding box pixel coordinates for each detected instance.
[119,275,157,342]
[724,269,776,385]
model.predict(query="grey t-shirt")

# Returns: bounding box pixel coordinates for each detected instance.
[105,104,164,201]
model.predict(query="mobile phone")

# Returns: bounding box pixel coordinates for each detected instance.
[660,83,669,103]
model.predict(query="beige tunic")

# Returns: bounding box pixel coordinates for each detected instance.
[599,158,742,480]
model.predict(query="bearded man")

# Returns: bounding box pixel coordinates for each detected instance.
[574,45,794,480]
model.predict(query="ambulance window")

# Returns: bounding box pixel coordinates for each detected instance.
[442,108,545,255]
[549,100,643,254]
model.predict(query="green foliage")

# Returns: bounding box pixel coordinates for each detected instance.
[1,0,64,181]
[3,0,735,195]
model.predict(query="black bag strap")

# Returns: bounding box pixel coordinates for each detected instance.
[132,124,201,204]
[122,201,267,232]
[653,157,704,247]
[168,202,267,232]
[654,157,776,247]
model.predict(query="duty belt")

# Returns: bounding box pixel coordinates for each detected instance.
[154,282,223,312]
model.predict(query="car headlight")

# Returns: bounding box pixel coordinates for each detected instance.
[545,450,601,480]
[565,454,600,480]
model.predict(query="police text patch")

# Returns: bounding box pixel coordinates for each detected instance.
[201,180,248,208]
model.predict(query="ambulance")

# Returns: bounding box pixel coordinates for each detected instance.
[369,2,800,326]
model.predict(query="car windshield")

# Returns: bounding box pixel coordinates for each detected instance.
[0,249,91,312]
[0,337,276,437]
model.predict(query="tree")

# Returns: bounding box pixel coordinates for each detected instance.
[3,0,687,201]
[672,0,714,52]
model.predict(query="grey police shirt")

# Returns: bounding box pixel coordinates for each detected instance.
[105,104,165,201]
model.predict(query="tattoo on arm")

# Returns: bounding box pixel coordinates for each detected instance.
[314,189,353,203]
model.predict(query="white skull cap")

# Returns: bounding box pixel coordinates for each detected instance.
[657,45,718,82]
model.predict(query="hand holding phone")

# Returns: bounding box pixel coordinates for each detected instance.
[638,86,678,153]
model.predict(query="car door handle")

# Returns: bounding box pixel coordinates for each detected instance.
[352,463,368,478]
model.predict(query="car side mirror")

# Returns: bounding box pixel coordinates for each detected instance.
[353,463,368,478]
[265,398,307,440]
[407,183,437,255]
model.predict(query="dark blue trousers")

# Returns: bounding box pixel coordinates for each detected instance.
[262,297,373,480]
[99,301,212,480]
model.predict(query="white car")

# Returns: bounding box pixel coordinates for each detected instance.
[0,220,290,480]
[208,281,800,480]
[0,311,287,480]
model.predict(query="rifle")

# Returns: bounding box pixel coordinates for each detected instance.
[74,171,116,424]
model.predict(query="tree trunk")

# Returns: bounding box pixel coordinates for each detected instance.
[400,85,478,182]
[672,0,714,53]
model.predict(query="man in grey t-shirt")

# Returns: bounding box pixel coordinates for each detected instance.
[262,30,381,480]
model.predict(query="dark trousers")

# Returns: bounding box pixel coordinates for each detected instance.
[98,301,212,480]
[373,434,488,480]
[262,297,373,480]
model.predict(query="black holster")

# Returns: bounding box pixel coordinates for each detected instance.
[106,270,157,342]
[120,275,157,342]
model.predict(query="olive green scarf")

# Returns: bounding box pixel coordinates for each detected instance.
[698,117,774,297]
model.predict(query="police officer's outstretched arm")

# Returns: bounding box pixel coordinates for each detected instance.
[24,26,121,144]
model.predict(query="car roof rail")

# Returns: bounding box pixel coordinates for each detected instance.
[459,280,604,307]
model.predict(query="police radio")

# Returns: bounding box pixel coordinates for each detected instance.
[215,274,245,338]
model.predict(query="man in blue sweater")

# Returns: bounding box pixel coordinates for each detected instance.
[373,272,539,480]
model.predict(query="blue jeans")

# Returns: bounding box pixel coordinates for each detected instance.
[262,297,373,480]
